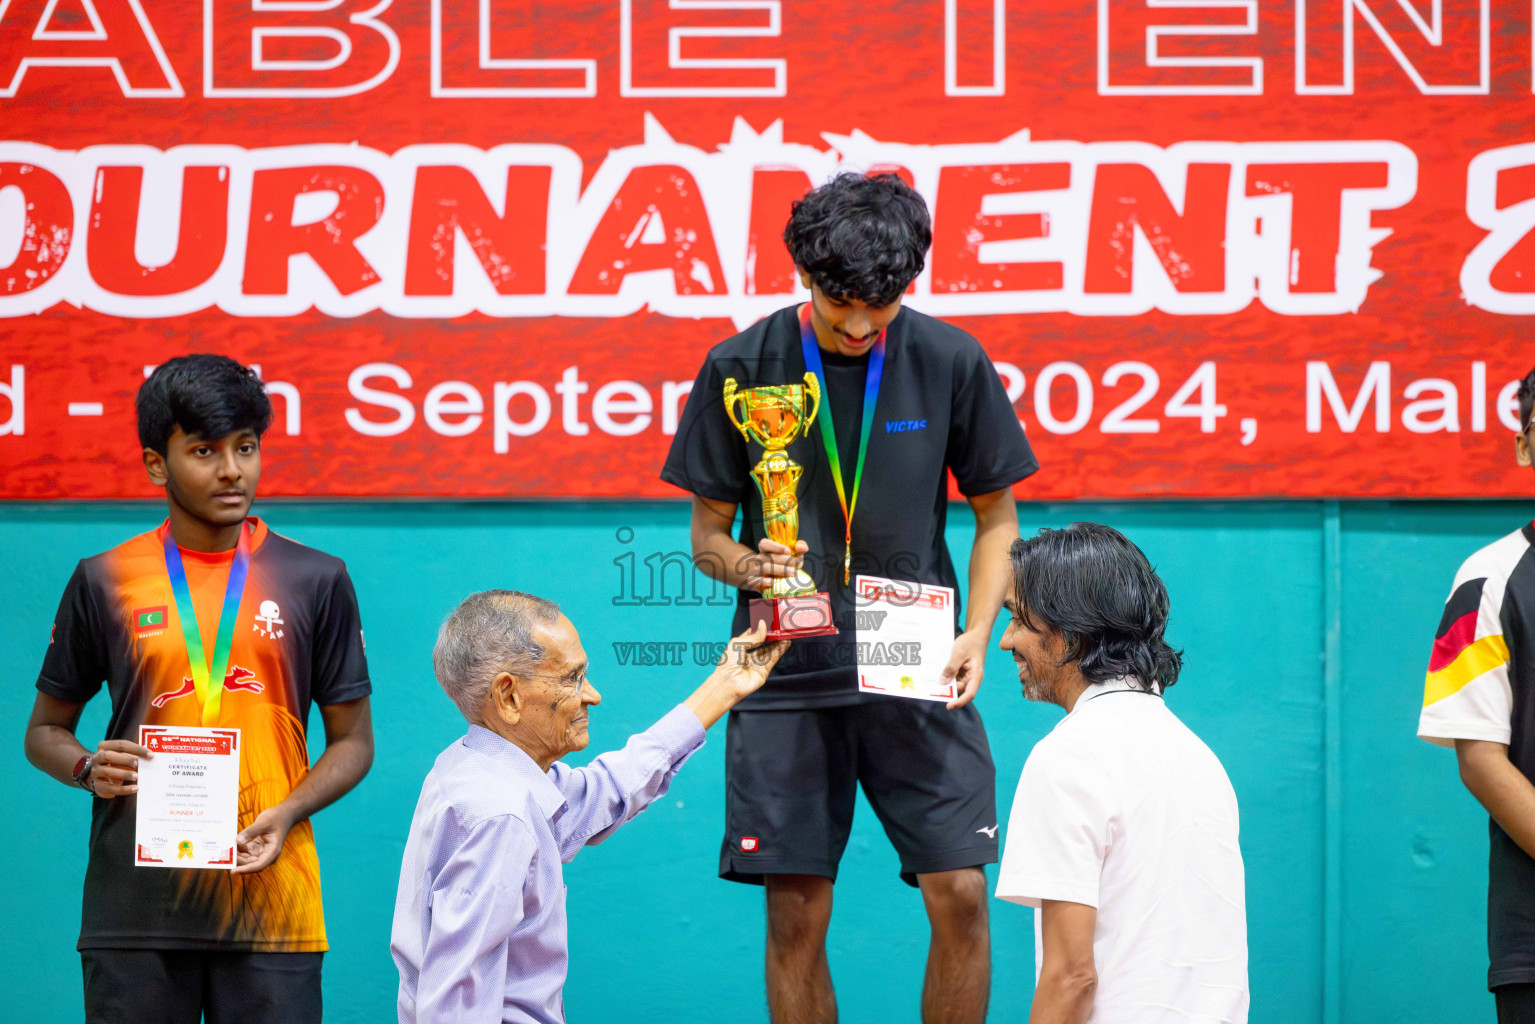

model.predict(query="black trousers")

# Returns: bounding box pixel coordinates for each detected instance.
[1498,984,1535,1024]
[81,948,322,1024]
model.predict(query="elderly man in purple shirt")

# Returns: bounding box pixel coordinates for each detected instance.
[392,589,786,1024]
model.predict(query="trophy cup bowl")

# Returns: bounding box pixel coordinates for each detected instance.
[724,376,838,641]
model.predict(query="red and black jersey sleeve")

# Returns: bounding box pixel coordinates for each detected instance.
[1429,577,1487,674]
[1419,530,1524,747]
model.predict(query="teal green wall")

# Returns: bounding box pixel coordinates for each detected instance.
[2,499,1525,1023]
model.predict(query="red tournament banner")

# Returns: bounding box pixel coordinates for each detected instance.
[0,0,1529,499]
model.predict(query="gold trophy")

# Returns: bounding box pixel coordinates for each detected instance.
[724,374,838,640]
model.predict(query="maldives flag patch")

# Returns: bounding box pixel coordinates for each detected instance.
[134,606,167,636]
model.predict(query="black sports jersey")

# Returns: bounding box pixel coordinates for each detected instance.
[1418,520,1535,989]
[37,519,371,951]
[662,304,1038,708]
[818,346,871,477]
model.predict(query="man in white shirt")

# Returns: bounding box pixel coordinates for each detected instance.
[994,522,1248,1024]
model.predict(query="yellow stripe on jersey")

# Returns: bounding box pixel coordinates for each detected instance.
[1423,633,1511,707]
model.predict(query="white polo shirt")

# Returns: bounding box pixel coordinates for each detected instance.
[996,676,1249,1024]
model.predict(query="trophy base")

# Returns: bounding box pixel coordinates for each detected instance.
[750,593,839,640]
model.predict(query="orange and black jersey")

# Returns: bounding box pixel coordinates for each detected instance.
[38,518,371,952]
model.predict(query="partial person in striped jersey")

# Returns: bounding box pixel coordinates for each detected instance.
[1418,364,1535,1024]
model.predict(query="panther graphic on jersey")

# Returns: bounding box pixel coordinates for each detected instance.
[152,665,265,708]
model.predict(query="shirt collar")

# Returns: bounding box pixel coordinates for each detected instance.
[155,516,270,560]
[462,724,568,819]
[1068,675,1160,717]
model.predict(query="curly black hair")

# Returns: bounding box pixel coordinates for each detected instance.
[1520,365,1535,432]
[782,172,931,307]
[136,354,272,455]
[1009,523,1184,692]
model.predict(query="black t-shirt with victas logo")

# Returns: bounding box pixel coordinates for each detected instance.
[1419,520,1535,989]
[662,304,1038,709]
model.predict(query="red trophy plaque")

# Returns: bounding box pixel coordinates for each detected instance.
[723,375,838,640]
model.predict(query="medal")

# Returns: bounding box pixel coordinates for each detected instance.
[163,520,252,727]
[799,305,886,585]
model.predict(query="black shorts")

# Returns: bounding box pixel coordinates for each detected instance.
[1501,984,1535,1024]
[720,699,999,887]
[81,948,322,1024]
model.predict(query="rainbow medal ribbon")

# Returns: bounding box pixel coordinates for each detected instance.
[799,304,886,586]
[163,521,252,727]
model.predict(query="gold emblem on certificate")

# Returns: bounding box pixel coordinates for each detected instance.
[723,375,838,640]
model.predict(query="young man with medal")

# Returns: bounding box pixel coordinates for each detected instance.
[22,355,374,1024]
[662,173,1038,1023]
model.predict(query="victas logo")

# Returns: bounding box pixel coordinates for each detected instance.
[885,419,927,433]
[740,836,760,852]
[153,665,265,708]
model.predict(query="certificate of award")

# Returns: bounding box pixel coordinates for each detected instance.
[134,726,241,869]
[854,575,957,702]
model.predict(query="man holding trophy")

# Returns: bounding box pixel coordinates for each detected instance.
[661,173,1038,1024]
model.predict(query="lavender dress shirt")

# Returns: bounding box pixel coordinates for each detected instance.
[391,705,706,1024]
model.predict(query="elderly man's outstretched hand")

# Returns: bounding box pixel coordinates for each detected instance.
[685,623,791,728]
[713,621,791,697]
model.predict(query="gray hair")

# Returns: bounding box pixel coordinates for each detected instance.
[433,590,561,721]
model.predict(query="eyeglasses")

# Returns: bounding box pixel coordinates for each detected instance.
[514,669,590,689]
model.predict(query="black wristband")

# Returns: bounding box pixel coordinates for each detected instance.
[72,753,95,793]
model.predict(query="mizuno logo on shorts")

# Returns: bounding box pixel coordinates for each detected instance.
[976,824,999,839]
